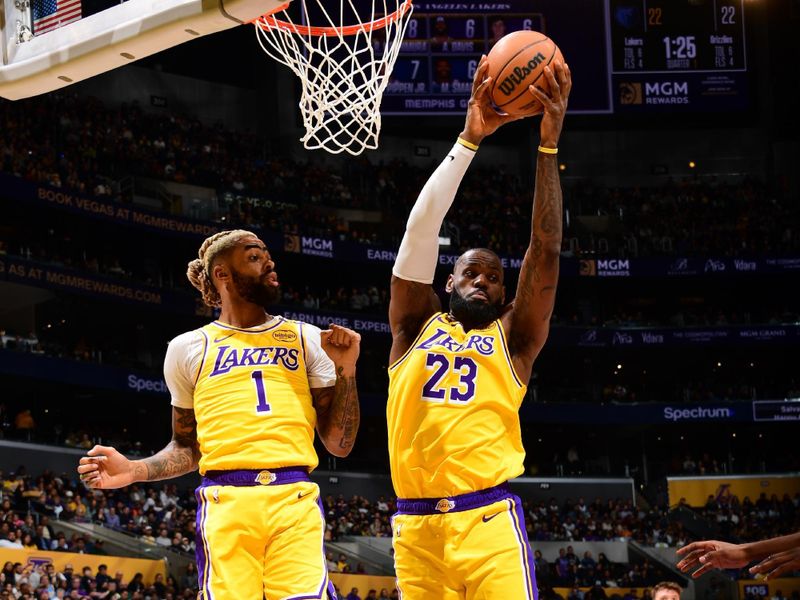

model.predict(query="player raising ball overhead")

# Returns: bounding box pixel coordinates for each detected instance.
[387,52,571,598]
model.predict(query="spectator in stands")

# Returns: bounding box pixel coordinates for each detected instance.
[103,507,120,530]
[557,548,573,585]
[337,553,351,573]
[534,549,550,585]
[326,552,338,573]
[141,525,156,544]
[77,566,93,593]
[13,409,34,440]
[153,572,167,597]
[346,587,361,600]
[179,563,197,592]
[127,572,145,594]
[651,581,681,600]
[155,526,171,547]
[568,585,585,600]
[95,565,110,589]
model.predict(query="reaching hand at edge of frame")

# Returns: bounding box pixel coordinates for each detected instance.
[77,445,137,490]
[527,61,572,148]
[749,547,800,580]
[676,540,751,578]
[459,55,523,146]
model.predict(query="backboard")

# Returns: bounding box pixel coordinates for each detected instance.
[0,0,289,100]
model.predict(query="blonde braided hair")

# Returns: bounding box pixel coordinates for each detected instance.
[187,229,255,308]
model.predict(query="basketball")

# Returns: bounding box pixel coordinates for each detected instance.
[487,30,564,117]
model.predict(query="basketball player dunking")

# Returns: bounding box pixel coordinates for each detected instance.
[387,56,571,599]
[77,230,360,600]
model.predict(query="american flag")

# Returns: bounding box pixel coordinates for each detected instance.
[32,0,82,35]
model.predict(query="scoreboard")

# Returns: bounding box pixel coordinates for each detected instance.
[609,0,748,112]
[379,0,613,115]
[361,0,750,116]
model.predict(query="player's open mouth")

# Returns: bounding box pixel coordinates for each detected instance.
[265,273,280,287]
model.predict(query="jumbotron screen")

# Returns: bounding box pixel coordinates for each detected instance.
[343,0,748,115]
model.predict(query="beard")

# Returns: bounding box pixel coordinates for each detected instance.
[449,287,501,327]
[231,269,281,308]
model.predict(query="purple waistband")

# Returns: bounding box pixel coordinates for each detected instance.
[201,468,310,487]
[396,483,513,515]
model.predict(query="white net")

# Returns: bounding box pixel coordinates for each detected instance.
[254,0,413,155]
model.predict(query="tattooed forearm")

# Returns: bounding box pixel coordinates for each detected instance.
[140,443,198,481]
[333,367,359,451]
[138,407,200,481]
[314,368,360,457]
[533,153,563,243]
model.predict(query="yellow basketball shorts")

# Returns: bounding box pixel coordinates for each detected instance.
[195,468,336,600]
[391,484,538,600]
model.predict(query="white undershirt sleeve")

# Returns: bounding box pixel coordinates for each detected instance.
[164,330,204,409]
[301,324,337,389]
[392,140,477,284]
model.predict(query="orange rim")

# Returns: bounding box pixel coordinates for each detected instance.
[254,0,412,36]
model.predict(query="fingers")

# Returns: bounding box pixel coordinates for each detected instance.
[749,551,797,580]
[471,55,489,93]
[677,549,708,571]
[322,324,361,348]
[545,64,561,102]
[676,542,703,556]
[690,562,716,579]
[87,445,115,457]
[561,62,573,97]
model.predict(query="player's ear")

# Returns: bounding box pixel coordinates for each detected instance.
[212,262,230,284]
[445,274,454,293]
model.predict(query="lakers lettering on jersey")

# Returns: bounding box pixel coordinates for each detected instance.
[164,316,336,474]
[387,312,527,499]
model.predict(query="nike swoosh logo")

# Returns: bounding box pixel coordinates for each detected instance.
[482,512,502,523]
[213,334,235,343]
[298,491,315,500]
[447,155,455,161]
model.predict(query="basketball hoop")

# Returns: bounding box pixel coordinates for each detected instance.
[253,0,413,155]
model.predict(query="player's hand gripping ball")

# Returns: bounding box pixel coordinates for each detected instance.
[487,30,565,117]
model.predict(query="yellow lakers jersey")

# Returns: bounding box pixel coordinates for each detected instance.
[387,312,527,498]
[193,318,318,474]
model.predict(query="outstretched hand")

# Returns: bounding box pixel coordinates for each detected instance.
[676,540,750,578]
[459,55,522,146]
[749,547,800,580]
[527,61,572,148]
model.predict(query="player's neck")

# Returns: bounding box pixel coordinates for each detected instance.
[448,311,491,333]
[217,301,272,329]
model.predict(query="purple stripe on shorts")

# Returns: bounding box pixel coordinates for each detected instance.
[396,483,513,515]
[510,497,538,600]
[194,487,213,600]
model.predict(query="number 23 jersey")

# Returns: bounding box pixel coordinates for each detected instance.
[164,316,336,474]
[387,312,527,499]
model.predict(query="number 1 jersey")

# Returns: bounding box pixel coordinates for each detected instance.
[164,316,336,474]
[387,312,527,499]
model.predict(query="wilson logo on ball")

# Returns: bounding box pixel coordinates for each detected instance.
[497,52,547,97]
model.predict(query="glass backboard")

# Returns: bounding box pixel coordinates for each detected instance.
[0,0,289,99]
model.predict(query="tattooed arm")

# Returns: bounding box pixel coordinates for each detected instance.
[312,324,361,457]
[77,407,200,488]
[504,62,572,385]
